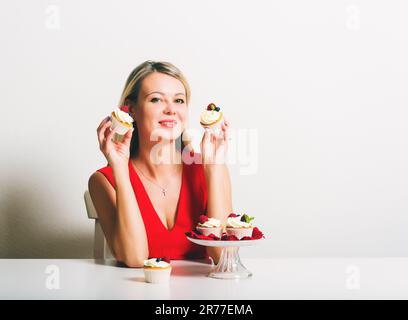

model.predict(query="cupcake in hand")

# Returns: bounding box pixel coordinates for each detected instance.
[143,257,172,284]
[199,103,223,132]
[110,107,134,135]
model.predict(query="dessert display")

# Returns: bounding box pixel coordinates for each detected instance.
[185,213,264,241]
[143,257,172,284]
[195,215,222,239]
[110,106,134,135]
[199,103,223,130]
[185,213,264,280]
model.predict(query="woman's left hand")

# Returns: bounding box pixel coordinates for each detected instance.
[200,117,230,167]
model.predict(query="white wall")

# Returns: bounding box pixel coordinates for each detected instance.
[1,0,407,258]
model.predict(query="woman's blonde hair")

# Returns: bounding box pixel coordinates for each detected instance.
[118,60,193,157]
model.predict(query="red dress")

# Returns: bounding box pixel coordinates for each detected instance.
[96,153,209,261]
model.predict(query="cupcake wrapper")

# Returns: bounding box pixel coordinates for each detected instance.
[196,226,223,238]
[110,116,132,135]
[226,227,254,239]
[144,267,172,284]
[206,124,222,135]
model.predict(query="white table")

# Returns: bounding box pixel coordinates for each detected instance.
[1,258,407,299]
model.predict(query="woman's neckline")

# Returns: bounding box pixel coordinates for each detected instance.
[129,158,185,233]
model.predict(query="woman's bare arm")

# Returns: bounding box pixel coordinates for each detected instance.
[200,117,233,264]
[204,164,233,263]
[88,166,149,268]
[92,116,149,268]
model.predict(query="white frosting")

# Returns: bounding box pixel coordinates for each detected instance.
[227,215,253,228]
[200,110,222,125]
[113,108,134,125]
[143,258,171,268]
[198,217,221,228]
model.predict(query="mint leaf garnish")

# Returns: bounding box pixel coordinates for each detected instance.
[240,214,255,223]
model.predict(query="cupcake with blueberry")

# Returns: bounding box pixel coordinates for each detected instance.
[199,103,223,131]
[143,257,172,284]
[110,106,134,135]
[225,213,255,240]
[196,214,223,238]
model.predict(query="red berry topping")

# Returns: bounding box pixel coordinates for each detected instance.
[251,227,264,239]
[207,103,216,111]
[197,234,213,240]
[228,213,239,218]
[208,233,220,240]
[221,234,239,241]
[186,230,216,241]
[199,215,209,224]
[120,105,129,113]
[241,236,252,240]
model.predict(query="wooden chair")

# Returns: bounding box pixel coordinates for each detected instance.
[84,190,113,259]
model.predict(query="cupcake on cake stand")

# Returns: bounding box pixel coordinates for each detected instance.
[186,213,265,280]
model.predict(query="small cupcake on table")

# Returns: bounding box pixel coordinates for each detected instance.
[143,257,172,284]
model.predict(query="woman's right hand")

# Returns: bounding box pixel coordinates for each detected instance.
[97,116,134,169]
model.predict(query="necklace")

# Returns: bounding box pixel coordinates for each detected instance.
[133,165,168,197]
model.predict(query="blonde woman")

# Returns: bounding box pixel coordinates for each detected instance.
[88,61,232,267]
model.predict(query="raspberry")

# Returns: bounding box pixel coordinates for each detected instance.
[196,234,213,240]
[120,105,129,113]
[208,233,220,240]
[186,231,200,238]
[221,234,239,241]
[199,215,209,224]
[241,236,252,240]
[207,103,216,111]
[252,227,264,239]
[228,213,239,218]
[187,230,215,240]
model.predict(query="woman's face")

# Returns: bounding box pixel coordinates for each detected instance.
[132,72,188,142]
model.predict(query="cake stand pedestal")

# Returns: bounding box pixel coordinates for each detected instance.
[186,237,263,279]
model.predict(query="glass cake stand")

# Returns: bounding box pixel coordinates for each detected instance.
[186,237,264,279]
